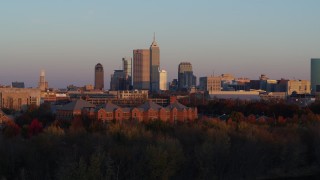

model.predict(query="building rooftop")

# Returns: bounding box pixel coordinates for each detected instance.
[166,101,188,110]
[58,99,95,111]
[138,101,163,111]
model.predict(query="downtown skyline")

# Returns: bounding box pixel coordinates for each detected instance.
[1,0,320,88]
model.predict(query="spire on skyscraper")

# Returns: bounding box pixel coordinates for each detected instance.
[150,32,158,47]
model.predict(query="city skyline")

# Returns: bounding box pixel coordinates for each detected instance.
[1,1,320,88]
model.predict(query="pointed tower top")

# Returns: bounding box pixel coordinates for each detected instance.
[150,32,158,47]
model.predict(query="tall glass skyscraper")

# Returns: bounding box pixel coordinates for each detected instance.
[133,49,150,90]
[311,58,320,94]
[150,35,160,92]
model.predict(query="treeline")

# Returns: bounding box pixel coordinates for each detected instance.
[1,118,320,179]
[197,99,319,118]
[1,101,320,179]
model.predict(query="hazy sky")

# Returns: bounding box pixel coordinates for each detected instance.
[1,0,320,88]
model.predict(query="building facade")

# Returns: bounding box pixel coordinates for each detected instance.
[110,70,131,91]
[159,70,167,91]
[150,36,160,92]
[82,100,197,123]
[287,80,311,95]
[0,88,41,111]
[311,58,320,94]
[133,49,150,90]
[94,63,104,90]
[38,70,48,91]
[178,62,196,90]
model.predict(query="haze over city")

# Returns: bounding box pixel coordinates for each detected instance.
[1,0,320,88]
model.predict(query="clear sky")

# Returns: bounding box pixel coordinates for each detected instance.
[1,0,320,88]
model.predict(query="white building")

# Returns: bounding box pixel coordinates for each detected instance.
[159,70,167,91]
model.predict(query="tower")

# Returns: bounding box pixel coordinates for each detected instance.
[159,69,167,91]
[150,33,160,92]
[38,69,48,91]
[133,49,150,90]
[94,63,104,90]
[122,57,132,78]
[311,58,320,94]
[178,62,196,90]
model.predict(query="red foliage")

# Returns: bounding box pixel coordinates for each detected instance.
[28,119,43,136]
[3,121,21,137]
[277,116,287,125]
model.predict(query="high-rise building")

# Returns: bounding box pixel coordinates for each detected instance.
[122,57,132,79]
[311,58,320,94]
[150,34,160,92]
[110,70,131,91]
[178,62,196,90]
[38,70,48,91]
[159,70,167,91]
[94,63,104,90]
[133,49,150,90]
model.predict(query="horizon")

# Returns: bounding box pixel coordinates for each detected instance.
[1,0,320,89]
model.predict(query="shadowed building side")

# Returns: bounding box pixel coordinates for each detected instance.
[311,58,320,94]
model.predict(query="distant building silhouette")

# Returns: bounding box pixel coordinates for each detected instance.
[12,81,25,88]
[94,63,104,90]
[38,70,48,91]
[178,62,196,90]
[110,70,131,91]
[311,58,320,94]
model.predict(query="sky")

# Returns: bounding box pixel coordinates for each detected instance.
[1,0,320,89]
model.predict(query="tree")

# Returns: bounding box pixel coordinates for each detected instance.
[28,119,43,136]
[3,121,20,137]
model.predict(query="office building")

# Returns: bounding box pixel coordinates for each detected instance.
[110,70,130,91]
[133,49,150,90]
[38,70,48,91]
[311,58,320,94]
[150,35,160,92]
[122,57,132,82]
[199,76,221,93]
[94,63,104,91]
[159,69,167,91]
[0,88,41,111]
[178,62,196,90]
[287,80,311,95]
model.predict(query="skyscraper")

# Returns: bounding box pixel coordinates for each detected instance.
[159,69,167,91]
[122,57,132,79]
[178,62,196,90]
[133,49,150,90]
[311,58,320,94]
[150,34,160,92]
[38,70,48,91]
[94,63,104,90]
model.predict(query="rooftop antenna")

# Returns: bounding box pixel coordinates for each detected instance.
[153,32,155,42]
